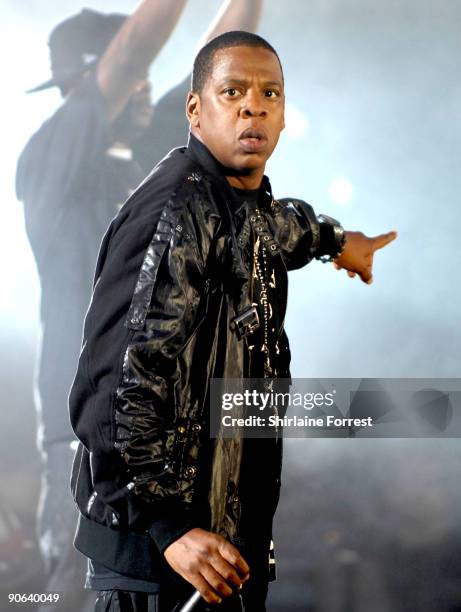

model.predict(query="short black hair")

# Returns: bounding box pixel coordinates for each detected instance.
[191,30,283,94]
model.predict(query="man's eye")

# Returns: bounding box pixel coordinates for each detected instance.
[265,89,279,98]
[225,88,239,97]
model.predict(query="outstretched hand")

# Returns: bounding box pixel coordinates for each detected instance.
[333,230,397,284]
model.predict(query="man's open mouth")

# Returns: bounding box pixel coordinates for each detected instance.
[239,128,267,152]
[239,128,266,141]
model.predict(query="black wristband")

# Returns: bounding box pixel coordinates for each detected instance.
[316,214,346,262]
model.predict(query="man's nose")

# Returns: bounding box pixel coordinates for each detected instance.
[241,92,267,118]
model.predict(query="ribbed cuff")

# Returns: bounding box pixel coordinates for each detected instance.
[148,514,195,554]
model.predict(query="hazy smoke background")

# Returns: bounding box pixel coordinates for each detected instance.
[1,1,461,610]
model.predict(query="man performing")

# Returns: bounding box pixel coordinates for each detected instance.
[15,2,262,607]
[69,30,396,612]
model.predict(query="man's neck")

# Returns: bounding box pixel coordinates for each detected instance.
[225,172,263,190]
[188,131,264,190]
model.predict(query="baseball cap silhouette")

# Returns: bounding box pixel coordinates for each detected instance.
[27,8,127,93]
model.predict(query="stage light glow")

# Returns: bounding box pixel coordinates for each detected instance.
[328,176,354,205]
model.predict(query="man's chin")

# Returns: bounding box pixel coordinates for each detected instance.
[113,109,153,144]
[222,159,264,177]
[134,109,154,131]
[235,152,268,173]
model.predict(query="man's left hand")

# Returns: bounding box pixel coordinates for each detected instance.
[333,230,397,284]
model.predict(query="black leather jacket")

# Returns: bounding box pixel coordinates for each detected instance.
[70,134,333,582]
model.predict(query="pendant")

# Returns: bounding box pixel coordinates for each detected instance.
[268,302,273,320]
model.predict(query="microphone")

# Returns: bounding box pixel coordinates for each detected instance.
[177,586,244,611]
[177,590,202,612]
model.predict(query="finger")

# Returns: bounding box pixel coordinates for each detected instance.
[333,262,341,270]
[210,555,245,588]
[359,267,373,284]
[347,271,356,278]
[218,541,250,579]
[201,564,234,598]
[370,230,397,251]
[189,574,223,605]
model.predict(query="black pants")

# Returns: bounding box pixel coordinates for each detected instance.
[94,587,266,612]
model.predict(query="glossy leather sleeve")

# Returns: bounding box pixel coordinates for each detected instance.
[267,197,321,271]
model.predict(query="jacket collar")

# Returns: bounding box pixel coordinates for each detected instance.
[184,132,264,316]
[184,131,273,211]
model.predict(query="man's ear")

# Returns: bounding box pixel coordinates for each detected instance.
[186,91,201,129]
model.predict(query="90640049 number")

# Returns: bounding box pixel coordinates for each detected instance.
[8,593,60,604]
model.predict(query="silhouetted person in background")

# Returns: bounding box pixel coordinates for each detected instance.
[15,2,263,609]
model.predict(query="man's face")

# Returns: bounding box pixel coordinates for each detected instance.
[113,78,155,141]
[125,78,155,131]
[187,45,285,184]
